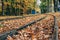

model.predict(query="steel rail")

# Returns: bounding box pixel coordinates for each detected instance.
[46,14,58,40]
[0,15,47,40]
[0,14,58,40]
[52,15,58,40]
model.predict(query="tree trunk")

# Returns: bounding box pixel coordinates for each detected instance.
[1,0,4,16]
[54,0,58,12]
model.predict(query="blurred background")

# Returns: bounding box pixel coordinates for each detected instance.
[0,0,59,16]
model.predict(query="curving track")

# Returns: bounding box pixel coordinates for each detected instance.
[0,14,58,40]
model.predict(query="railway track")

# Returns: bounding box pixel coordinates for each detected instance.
[0,14,47,40]
[48,14,58,40]
[0,14,58,40]
[0,14,46,34]
[52,13,60,40]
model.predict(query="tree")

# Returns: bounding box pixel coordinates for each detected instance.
[1,0,4,15]
[53,0,58,12]
[1,0,36,16]
[40,0,47,13]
